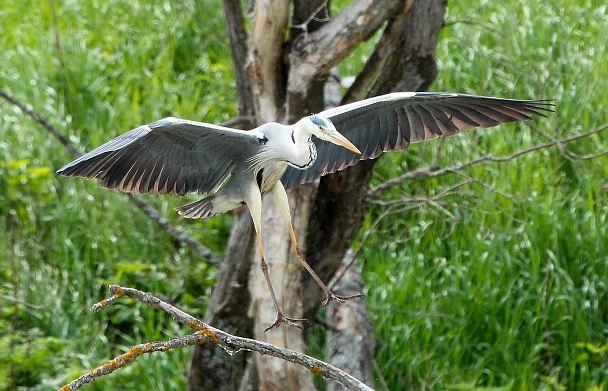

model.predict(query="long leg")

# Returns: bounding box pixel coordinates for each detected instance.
[245,183,307,331]
[269,181,362,307]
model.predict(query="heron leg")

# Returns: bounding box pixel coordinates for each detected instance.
[246,184,308,331]
[270,182,363,307]
[254,232,308,331]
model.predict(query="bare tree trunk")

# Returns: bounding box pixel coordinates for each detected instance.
[187,211,256,391]
[326,250,376,391]
[188,0,447,389]
[304,0,446,317]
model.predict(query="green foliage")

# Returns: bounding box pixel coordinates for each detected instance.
[362,0,608,390]
[1,0,229,389]
[0,0,607,390]
[0,329,70,389]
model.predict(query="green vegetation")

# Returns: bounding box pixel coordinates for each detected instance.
[1,0,606,390]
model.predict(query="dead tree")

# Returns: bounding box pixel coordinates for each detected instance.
[187,0,447,390]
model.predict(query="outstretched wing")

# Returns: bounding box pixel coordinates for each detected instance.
[57,117,262,196]
[281,92,554,189]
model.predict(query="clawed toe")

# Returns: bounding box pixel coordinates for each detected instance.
[265,312,310,332]
[321,292,363,307]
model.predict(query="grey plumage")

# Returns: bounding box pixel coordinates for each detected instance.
[56,91,553,330]
[281,92,553,188]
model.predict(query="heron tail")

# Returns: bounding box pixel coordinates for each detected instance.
[176,194,243,219]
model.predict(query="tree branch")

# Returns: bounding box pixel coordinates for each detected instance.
[222,0,256,122]
[59,285,373,391]
[0,89,81,157]
[343,0,415,102]
[0,88,221,266]
[247,0,290,122]
[287,0,404,101]
[367,123,608,200]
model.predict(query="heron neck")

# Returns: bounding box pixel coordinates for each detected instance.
[289,124,317,170]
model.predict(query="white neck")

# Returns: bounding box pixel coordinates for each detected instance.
[288,119,317,169]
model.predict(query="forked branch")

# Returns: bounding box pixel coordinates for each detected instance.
[367,123,608,200]
[58,285,374,391]
[287,0,406,96]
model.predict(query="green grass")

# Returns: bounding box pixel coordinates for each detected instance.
[1,0,607,390]
[364,0,608,389]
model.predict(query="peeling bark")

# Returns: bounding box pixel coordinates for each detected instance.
[247,0,290,123]
[326,250,376,391]
[188,0,447,389]
[304,0,447,317]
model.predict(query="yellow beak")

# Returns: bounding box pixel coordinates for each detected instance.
[328,130,361,154]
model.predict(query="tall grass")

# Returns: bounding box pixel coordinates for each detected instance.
[1,1,233,389]
[0,0,607,390]
[364,0,608,389]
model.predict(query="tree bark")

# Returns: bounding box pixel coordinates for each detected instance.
[326,250,376,391]
[187,210,256,391]
[187,0,447,389]
[304,0,447,317]
[247,0,289,123]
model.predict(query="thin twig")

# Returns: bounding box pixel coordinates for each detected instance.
[59,285,373,391]
[220,115,256,129]
[291,0,331,33]
[443,18,506,38]
[0,89,81,157]
[0,294,48,310]
[328,209,391,291]
[0,88,221,266]
[367,123,608,199]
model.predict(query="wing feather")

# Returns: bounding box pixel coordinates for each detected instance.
[282,92,553,189]
[57,117,260,196]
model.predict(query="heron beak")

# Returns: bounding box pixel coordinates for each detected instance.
[328,130,361,154]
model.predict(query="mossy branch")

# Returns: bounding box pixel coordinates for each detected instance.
[59,285,373,391]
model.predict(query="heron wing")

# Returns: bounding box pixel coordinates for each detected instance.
[281,92,554,188]
[57,117,261,196]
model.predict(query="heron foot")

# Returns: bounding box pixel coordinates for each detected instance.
[265,312,310,332]
[320,292,364,307]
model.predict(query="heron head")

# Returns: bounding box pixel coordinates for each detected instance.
[305,115,361,154]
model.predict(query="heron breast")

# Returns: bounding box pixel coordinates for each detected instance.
[287,138,317,170]
[258,161,288,193]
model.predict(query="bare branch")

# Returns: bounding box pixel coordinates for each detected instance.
[219,115,256,129]
[343,0,415,102]
[248,0,290,122]
[0,294,47,310]
[222,0,255,121]
[59,285,373,391]
[0,88,221,266]
[367,123,608,200]
[443,19,506,38]
[287,0,405,98]
[60,333,213,390]
[125,194,221,266]
[291,1,331,33]
[0,89,81,157]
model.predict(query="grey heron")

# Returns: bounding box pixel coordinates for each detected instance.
[56,92,553,330]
